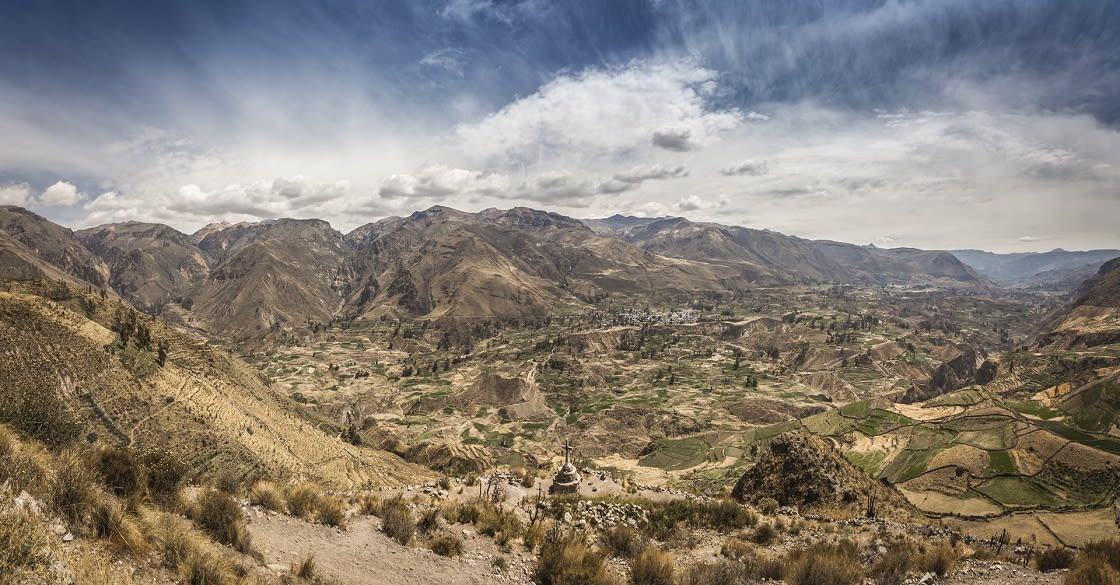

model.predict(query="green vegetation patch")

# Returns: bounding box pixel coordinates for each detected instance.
[838,400,871,419]
[638,437,712,471]
[953,425,1017,451]
[1006,400,1062,420]
[881,448,939,483]
[975,477,1060,509]
[844,449,888,476]
[985,450,1017,476]
[1036,420,1120,455]
[802,409,859,436]
[855,409,914,436]
[1060,380,1120,433]
[926,388,988,407]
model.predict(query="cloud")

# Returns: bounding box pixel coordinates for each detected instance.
[720,160,768,176]
[614,164,689,183]
[673,194,726,212]
[420,48,467,75]
[1018,235,1040,242]
[651,128,697,152]
[379,165,509,200]
[0,183,31,206]
[455,60,742,166]
[38,181,85,207]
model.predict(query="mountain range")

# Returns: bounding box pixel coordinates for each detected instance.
[0,204,1023,343]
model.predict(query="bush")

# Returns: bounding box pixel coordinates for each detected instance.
[286,484,323,520]
[680,560,753,585]
[602,525,646,559]
[1066,558,1120,585]
[787,543,864,585]
[629,548,674,585]
[1036,547,1075,572]
[193,490,254,555]
[476,503,523,545]
[430,534,464,557]
[752,522,778,546]
[645,499,756,541]
[90,496,147,555]
[533,527,615,585]
[137,447,186,503]
[294,554,317,579]
[93,445,143,498]
[381,497,415,546]
[417,507,442,534]
[872,544,913,585]
[0,505,54,582]
[47,450,101,527]
[917,543,956,578]
[317,495,348,529]
[757,497,779,515]
[357,493,382,516]
[248,480,286,512]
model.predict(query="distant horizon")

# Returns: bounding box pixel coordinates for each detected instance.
[7,202,1118,257]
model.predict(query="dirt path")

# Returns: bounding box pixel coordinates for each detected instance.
[247,512,534,585]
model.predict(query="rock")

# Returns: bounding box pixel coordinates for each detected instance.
[62,532,74,542]
[917,572,935,585]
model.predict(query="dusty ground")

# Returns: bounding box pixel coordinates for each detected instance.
[247,511,534,585]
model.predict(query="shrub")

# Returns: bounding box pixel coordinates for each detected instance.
[380,497,415,546]
[193,490,254,555]
[137,447,186,503]
[602,525,646,559]
[1066,558,1120,585]
[0,505,53,582]
[917,543,956,578]
[317,495,348,529]
[178,549,233,585]
[787,543,864,585]
[872,544,913,585]
[756,497,779,515]
[645,499,756,541]
[430,534,464,557]
[629,548,674,585]
[47,450,101,528]
[1084,539,1120,572]
[294,554,317,579]
[213,471,242,494]
[90,496,147,556]
[93,445,143,498]
[533,527,615,585]
[752,522,778,546]
[248,480,285,512]
[286,484,323,520]
[1036,547,1075,572]
[476,503,523,545]
[357,493,382,516]
[680,560,752,585]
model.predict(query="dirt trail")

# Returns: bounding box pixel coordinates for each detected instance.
[247,512,533,585]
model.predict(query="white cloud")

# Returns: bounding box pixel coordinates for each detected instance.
[1018,235,1039,242]
[455,60,742,166]
[420,48,466,75]
[38,181,85,207]
[614,164,689,183]
[0,183,31,206]
[720,160,769,176]
[672,194,728,212]
[379,165,509,199]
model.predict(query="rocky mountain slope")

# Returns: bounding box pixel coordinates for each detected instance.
[590,215,983,285]
[0,206,111,288]
[951,248,1120,286]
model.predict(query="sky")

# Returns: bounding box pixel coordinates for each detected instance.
[1,0,1119,253]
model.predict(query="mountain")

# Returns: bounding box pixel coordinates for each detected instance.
[0,205,111,288]
[343,206,761,320]
[1035,257,1120,350]
[951,248,1120,286]
[590,215,983,285]
[76,221,210,312]
[186,218,352,340]
[0,278,428,487]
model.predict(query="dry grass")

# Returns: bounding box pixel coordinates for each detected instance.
[1065,539,1120,585]
[680,559,754,585]
[356,493,382,516]
[248,480,286,512]
[0,503,54,583]
[90,496,148,556]
[154,516,240,585]
[430,534,464,557]
[316,495,348,529]
[193,490,256,556]
[786,542,864,585]
[872,543,913,585]
[533,527,616,585]
[751,522,778,546]
[286,484,324,520]
[293,553,317,579]
[1036,547,1075,572]
[380,497,415,546]
[629,548,674,585]
[47,448,102,528]
[0,426,49,494]
[917,542,956,577]
[601,525,646,559]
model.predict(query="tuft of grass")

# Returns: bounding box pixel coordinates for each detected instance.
[417,507,442,534]
[178,549,234,585]
[1036,547,1075,572]
[93,445,143,499]
[680,559,753,585]
[751,522,778,546]
[629,548,674,585]
[430,534,464,557]
[47,449,101,528]
[0,504,54,582]
[316,495,348,529]
[756,497,779,515]
[872,544,913,585]
[917,543,956,578]
[0,426,49,494]
[293,553,317,579]
[248,480,286,512]
[89,496,148,556]
[286,484,324,520]
[1065,557,1120,585]
[533,527,615,585]
[380,497,415,546]
[601,525,646,559]
[786,543,864,585]
[357,493,382,516]
[193,490,255,556]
